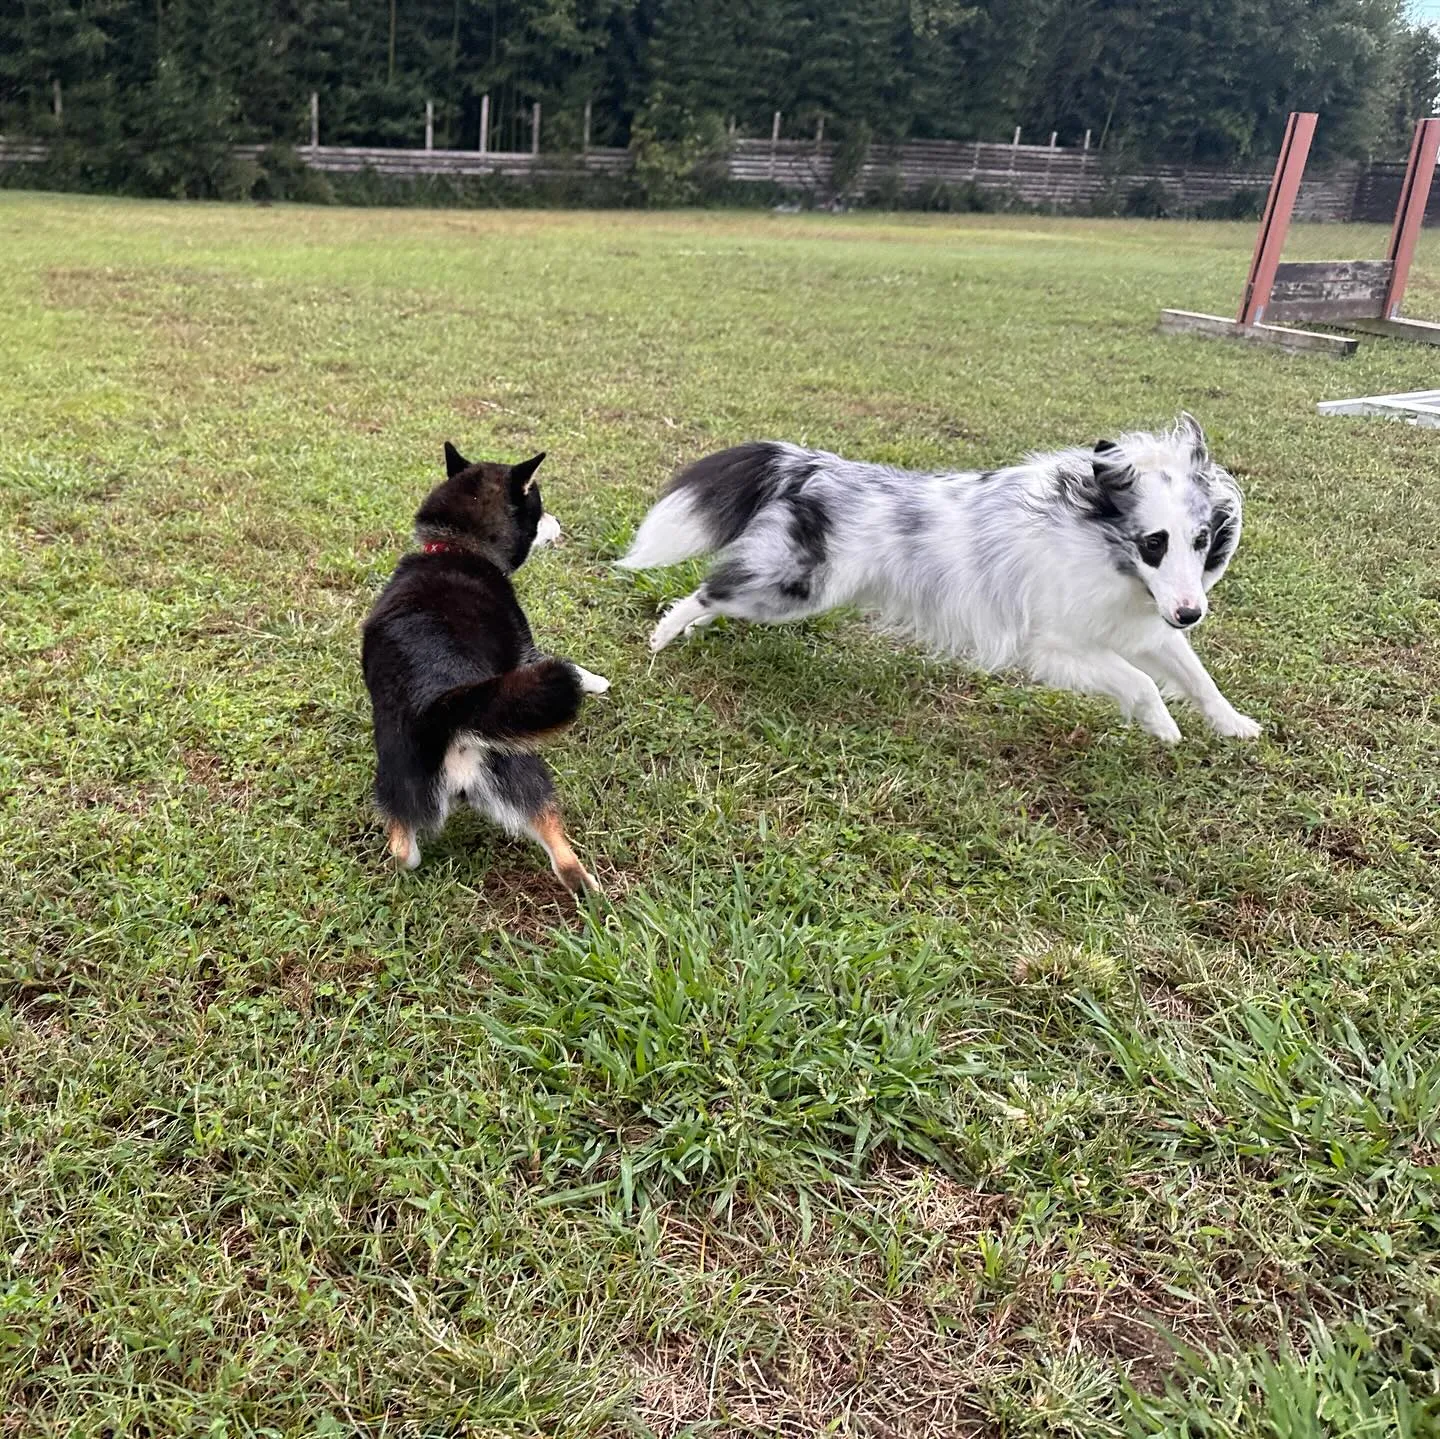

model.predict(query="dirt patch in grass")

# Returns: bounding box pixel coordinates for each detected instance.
[1186,882,1394,953]
[68,776,163,816]
[630,1319,996,1439]
[1139,977,1204,1024]
[833,393,988,442]
[625,1167,1275,1433]
[630,1187,1004,1437]
[45,265,152,309]
[181,745,258,810]
[1339,639,1440,694]
[45,265,259,333]
[460,860,606,942]
[1291,821,1377,871]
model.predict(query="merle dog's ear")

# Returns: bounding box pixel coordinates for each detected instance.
[509,452,546,494]
[444,441,469,478]
[1092,438,1133,490]
[1176,411,1208,466]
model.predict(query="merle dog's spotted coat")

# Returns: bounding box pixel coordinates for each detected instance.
[620,415,1257,743]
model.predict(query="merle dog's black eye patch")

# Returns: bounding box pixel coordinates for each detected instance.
[1136,530,1168,566]
[1193,528,1210,551]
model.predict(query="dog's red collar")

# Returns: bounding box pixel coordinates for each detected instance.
[421,540,457,556]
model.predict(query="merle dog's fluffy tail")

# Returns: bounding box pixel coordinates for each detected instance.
[374,660,582,826]
[618,441,795,569]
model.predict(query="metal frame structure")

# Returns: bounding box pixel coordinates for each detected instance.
[1317,389,1440,426]
[1159,113,1440,358]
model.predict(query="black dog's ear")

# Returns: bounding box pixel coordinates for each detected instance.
[1176,412,1208,466]
[509,452,546,494]
[1092,438,1133,490]
[444,441,469,478]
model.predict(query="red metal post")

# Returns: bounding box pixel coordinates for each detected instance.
[1238,112,1317,326]
[1383,117,1440,320]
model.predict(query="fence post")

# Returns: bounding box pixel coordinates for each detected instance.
[583,100,591,153]
[479,94,489,154]
[770,110,781,179]
[1082,129,1091,152]
[1049,131,1057,148]
[532,102,540,156]
[1383,117,1440,318]
[1012,126,1021,147]
[310,92,319,149]
[425,100,433,151]
[53,78,62,125]
[815,114,824,153]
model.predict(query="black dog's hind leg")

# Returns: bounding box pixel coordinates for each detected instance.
[386,819,422,870]
[471,752,600,899]
[373,721,439,870]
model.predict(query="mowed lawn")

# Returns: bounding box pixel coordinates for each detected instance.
[2,192,1439,1437]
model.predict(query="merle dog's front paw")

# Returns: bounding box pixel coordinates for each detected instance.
[1209,708,1261,739]
[1143,709,1183,745]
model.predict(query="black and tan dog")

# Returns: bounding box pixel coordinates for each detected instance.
[361,444,608,896]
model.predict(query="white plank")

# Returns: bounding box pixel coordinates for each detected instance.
[1158,309,1359,358]
[1318,390,1440,427]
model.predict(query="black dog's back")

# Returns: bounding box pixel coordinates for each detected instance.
[360,446,599,894]
[362,552,580,829]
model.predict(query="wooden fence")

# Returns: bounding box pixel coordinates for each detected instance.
[228,142,631,180]
[0,134,1400,222]
[1351,159,1440,225]
[0,141,47,165]
[726,137,1362,218]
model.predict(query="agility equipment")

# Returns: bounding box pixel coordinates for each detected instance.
[1160,113,1440,357]
[1317,388,1440,426]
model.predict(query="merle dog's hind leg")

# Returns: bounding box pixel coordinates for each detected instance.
[649,499,833,653]
[471,752,600,898]
[649,590,716,651]
[649,563,829,653]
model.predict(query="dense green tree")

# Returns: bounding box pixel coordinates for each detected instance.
[1,0,1435,184]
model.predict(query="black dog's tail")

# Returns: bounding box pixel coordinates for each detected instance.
[425,659,583,748]
[373,660,583,827]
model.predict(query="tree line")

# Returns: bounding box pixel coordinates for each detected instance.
[2,0,1436,193]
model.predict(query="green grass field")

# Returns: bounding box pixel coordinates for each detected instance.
[2,192,1439,1437]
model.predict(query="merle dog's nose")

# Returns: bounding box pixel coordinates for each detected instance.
[1175,606,1203,627]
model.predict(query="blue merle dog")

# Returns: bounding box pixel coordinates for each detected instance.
[619,414,1258,742]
